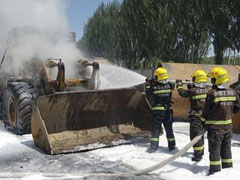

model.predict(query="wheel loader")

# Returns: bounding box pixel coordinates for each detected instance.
[0,27,152,154]
[0,48,152,154]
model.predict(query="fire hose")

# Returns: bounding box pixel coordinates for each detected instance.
[168,79,212,87]
[87,129,207,177]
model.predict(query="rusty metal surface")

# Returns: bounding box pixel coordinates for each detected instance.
[31,103,53,154]
[32,58,151,154]
[31,85,151,154]
[65,78,87,86]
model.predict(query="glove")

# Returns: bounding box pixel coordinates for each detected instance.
[145,78,150,83]
[176,79,183,87]
[146,77,154,85]
[187,84,193,89]
[92,62,100,69]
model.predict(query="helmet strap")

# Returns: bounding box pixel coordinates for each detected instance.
[211,78,216,85]
[192,77,196,83]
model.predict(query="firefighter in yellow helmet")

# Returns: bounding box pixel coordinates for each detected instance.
[202,67,240,175]
[176,70,209,162]
[145,67,176,153]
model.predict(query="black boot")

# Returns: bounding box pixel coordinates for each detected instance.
[208,171,214,176]
[208,168,221,176]
[191,156,202,162]
[147,145,158,153]
[168,146,176,151]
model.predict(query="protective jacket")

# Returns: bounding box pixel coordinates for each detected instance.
[178,86,208,112]
[202,87,240,130]
[147,81,174,110]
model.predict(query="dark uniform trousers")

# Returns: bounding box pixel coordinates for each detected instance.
[208,129,233,172]
[190,115,204,158]
[150,109,175,149]
[203,87,238,173]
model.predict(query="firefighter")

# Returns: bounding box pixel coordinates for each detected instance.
[202,67,240,175]
[146,67,176,153]
[176,70,208,162]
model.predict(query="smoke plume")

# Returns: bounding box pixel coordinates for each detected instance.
[0,0,83,78]
[0,0,145,89]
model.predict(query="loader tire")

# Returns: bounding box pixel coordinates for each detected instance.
[3,82,35,135]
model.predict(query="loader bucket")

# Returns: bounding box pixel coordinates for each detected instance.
[31,84,151,154]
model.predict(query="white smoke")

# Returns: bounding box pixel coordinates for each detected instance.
[0,0,146,90]
[0,0,83,78]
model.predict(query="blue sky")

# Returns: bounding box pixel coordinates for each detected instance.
[66,0,118,40]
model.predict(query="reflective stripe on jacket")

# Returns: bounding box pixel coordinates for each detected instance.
[146,81,175,110]
[203,87,240,130]
[177,86,209,111]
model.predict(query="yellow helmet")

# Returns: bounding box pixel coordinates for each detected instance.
[191,70,207,83]
[154,67,168,82]
[208,67,229,85]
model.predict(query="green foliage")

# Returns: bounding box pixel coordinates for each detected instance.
[78,0,240,68]
[201,57,215,64]
[233,57,240,65]
[199,0,240,64]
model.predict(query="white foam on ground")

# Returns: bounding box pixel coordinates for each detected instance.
[89,122,240,180]
[1,122,240,180]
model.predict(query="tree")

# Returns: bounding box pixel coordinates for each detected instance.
[201,0,238,64]
[79,0,211,68]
